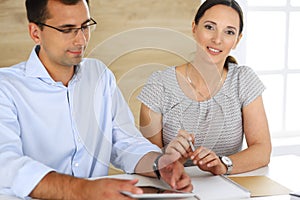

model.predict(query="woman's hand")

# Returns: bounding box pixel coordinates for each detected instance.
[164,130,195,163]
[190,147,227,175]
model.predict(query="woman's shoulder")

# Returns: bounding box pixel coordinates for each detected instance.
[155,66,176,75]
[147,66,176,82]
[229,63,252,71]
[227,62,264,91]
[228,63,257,78]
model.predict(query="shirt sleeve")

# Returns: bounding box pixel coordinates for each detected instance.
[0,88,54,198]
[137,71,164,113]
[238,66,265,107]
[105,69,161,173]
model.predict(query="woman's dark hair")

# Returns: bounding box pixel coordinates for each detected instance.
[194,0,244,65]
[25,0,89,24]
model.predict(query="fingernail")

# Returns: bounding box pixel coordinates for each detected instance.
[137,188,143,194]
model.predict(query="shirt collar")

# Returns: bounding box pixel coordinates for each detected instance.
[25,45,51,79]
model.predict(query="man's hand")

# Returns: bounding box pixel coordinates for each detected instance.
[158,154,193,192]
[78,178,143,200]
[30,172,143,200]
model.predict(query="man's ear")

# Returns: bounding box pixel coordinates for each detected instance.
[232,33,243,50]
[28,23,41,44]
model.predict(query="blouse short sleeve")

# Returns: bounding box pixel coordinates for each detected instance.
[138,71,164,113]
[238,66,265,107]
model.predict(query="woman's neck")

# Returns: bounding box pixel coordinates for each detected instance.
[185,62,225,101]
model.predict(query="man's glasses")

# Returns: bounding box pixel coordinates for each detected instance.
[35,18,97,39]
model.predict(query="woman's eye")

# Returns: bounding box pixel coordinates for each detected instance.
[226,30,236,35]
[204,24,214,30]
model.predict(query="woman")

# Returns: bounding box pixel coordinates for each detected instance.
[138,0,271,175]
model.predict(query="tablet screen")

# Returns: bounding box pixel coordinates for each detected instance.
[141,186,182,194]
[120,186,195,199]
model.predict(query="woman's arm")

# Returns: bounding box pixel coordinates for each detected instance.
[139,103,163,148]
[189,96,272,175]
[228,95,272,174]
[140,103,193,164]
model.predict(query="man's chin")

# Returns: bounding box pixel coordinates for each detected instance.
[71,57,84,65]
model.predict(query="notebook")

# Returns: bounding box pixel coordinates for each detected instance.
[228,176,291,197]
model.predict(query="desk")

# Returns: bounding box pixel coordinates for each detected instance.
[1,155,299,200]
[229,154,300,200]
[182,154,300,200]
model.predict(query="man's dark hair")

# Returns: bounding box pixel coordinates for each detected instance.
[25,0,89,24]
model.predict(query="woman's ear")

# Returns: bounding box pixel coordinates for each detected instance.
[192,21,197,35]
[28,23,41,44]
[232,33,243,50]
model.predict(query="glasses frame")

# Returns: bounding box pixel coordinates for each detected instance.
[35,18,97,36]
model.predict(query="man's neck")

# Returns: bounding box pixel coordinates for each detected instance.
[47,65,76,86]
[36,46,77,86]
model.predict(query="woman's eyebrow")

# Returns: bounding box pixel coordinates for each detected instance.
[204,20,237,31]
[227,25,238,31]
[204,20,217,25]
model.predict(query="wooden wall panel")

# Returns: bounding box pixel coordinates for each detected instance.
[0,0,199,67]
[0,0,200,124]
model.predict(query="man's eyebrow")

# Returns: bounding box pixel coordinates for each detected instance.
[58,19,91,28]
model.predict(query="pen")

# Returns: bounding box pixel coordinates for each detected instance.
[188,139,195,152]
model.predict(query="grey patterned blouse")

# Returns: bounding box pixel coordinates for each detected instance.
[138,63,265,158]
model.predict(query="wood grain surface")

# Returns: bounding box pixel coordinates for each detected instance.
[0,0,200,124]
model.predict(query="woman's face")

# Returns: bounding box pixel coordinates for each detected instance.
[193,4,242,67]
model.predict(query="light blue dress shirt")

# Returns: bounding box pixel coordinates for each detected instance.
[0,46,161,198]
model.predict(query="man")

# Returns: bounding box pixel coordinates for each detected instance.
[0,0,192,199]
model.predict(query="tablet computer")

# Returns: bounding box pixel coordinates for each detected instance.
[120,186,195,199]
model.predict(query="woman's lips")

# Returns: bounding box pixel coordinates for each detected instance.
[207,47,222,55]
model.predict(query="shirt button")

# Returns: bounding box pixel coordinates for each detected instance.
[74,163,79,167]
